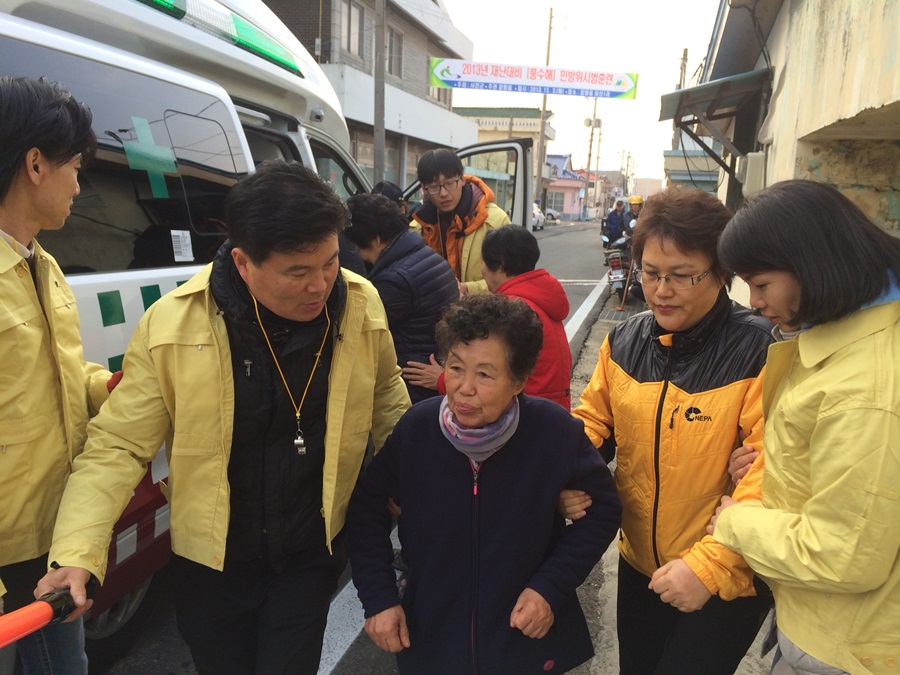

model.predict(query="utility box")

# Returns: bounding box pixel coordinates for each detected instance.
[740,151,766,197]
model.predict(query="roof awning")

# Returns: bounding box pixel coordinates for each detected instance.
[659,68,770,177]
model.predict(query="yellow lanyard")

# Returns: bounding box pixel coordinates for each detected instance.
[250,293,331,455]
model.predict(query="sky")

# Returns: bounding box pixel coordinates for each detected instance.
[439,0,723,180]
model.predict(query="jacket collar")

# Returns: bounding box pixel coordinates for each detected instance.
[370,230,424,275]
[0,236,23,274]
[651,287,732,359]
[413,175,495,236]
[496,269,548,294]
[0,237,52,274]
[798,300,900,368]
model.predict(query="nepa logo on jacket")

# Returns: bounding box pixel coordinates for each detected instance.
[684,406,712,422]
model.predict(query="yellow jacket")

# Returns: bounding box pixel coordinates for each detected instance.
[573,291,772,598]
[0,241,109,593]
[49,266,410,581]
[715,300,900,674]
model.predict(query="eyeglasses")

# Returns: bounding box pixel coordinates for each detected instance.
[423,178,461,195]
[633,268,712,289]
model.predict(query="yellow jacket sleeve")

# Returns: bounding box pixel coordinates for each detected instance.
[682,366,767,599]
[571,336,615,453]
[50,316,171,583]
[716,407,900,593]
[84,360,112,417]
[370,323,412,452]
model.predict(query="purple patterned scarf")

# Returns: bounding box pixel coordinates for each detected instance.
[438,396,520,463]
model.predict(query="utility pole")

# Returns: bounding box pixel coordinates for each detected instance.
[673,48,688,150]
[583,97,599,221]
[534,7,553,207]
[373,0,386,183]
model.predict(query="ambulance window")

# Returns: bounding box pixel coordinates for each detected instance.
[244,128,298,163]
[0,35,248,273]
[308,138,366,201]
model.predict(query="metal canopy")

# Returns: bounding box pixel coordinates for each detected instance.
[659,68,770,178]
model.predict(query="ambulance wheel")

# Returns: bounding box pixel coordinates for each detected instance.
[84,574,161,672]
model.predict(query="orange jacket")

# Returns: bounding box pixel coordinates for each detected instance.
[412,175,509,294]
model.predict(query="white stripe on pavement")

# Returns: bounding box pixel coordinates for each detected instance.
[318,580,364,674]
[564,277,608,343]
[318,529,401,674]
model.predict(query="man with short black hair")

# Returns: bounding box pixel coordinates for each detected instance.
[411,148,510,295]
[0,75,111,675]
[36,160,411,674]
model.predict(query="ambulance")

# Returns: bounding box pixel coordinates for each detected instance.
[0,0,531,666]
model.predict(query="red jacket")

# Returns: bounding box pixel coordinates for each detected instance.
[437,269,572,409]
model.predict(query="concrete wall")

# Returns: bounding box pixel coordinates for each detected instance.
[759,0,900,228]
[796,139,900,232]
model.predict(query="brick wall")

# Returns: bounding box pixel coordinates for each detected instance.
[267,0,334,63]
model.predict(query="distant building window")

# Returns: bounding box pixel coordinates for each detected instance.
[388,28,403,76]
[429,85,450,105]
[342,0,363,57]
[547,191,565,212]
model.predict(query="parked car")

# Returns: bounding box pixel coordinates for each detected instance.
[544,207,560,221]
[532,203,545,230]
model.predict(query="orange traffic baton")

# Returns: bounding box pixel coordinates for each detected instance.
[0,591,75,649]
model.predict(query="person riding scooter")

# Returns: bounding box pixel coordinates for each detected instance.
[624,194,643,229]
[604,200,627,249]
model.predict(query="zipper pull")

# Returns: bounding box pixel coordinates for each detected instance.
[470,459,480,496]
[669,405,680,429]
[244,359,252,377]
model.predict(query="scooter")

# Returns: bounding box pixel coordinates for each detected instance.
[602,219,637,302]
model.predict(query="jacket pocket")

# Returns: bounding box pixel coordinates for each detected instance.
[0,301,46,404]
[0,412,50,446]
[170,432,218,456]
[0,298,41,334]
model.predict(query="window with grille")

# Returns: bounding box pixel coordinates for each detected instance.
[342,0,363,56]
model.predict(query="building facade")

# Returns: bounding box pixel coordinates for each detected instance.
[269,0,479,186]
[664,0,899,229]
[454,107,557,207]
[546,154,585,221]
[663,133,721,193]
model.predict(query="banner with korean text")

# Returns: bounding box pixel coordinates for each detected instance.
[429,58,638,99]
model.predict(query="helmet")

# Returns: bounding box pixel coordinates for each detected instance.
[628,195,643,205]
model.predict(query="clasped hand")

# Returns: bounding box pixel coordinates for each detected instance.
[365,588,554,653]
[648,559,711,612]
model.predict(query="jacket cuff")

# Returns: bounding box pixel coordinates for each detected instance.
[681,538,756,600]
[681,550,717,595]
[361,588,402,619]
[464,279,489,295]
[49,545,110,585]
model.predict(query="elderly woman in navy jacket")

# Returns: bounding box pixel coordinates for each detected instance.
[347,294,621,674]
[346,193,459,403]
